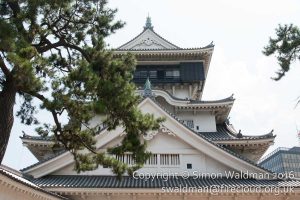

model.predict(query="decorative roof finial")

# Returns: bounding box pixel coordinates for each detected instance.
[237,130,243,138]
[144,15,153,30]
[143,77,153,97]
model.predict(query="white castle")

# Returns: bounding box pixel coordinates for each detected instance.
[2,17,298,200]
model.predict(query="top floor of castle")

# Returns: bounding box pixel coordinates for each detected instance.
[114,16,214,100]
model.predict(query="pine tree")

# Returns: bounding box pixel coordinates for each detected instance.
[263,24,300,80]
[0,0,163,177]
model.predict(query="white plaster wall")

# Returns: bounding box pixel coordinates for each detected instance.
[52,133,233,176]
[174,87,189,99]
[176,111,216,132]
[139,99,216,131]
[147,132,191,153]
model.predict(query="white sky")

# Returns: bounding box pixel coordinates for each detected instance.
[3,0,300,170]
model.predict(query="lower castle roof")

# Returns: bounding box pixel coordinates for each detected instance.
[198,124,275,141]
[30,175,300,189]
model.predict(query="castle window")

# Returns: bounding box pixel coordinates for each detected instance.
[165,70,180,79]
[113,154,180,166]
[182,120,194,129]
[134,71,147,78]
[114,154,158,165]
[149,71,157,78]
[187,163,192,169]
[145,154,158,165]
[157,70,164,79]
[160,154,180,165]
[115,154,135,165]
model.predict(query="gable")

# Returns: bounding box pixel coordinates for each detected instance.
[52,131,234,176]
[22,98,271,178]
[118,29,179,50]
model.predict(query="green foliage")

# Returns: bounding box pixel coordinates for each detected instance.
[0,0,163,176]
[263,24,300,80]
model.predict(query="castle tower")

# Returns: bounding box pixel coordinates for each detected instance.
[17,17,296,200]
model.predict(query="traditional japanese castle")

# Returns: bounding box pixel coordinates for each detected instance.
[3,17,300,200]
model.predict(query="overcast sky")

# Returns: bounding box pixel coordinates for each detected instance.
[3,0,300,170]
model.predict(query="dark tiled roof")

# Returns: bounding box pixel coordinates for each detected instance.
[21,124,107,142]
[30,175,300,188]
[198,125,276,141]
[20,134,54,141]
[0,167,68,199]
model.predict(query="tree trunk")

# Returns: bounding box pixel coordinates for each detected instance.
[0,79,17,164]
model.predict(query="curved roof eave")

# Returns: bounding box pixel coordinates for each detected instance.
[221,123,276,140]
[144,89,234,107]
[114,46,214,53]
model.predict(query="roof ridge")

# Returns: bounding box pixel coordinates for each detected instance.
[151,28,180,49]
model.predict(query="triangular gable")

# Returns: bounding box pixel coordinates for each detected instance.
[117,28,179,50]
[22,98,272,178]
[52,131,235,176]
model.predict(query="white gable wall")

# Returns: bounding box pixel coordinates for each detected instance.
[118,29,178,50]
[52,132,234,176]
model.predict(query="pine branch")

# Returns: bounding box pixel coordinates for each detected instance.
[0,56,11,78]
[34,39,91,62]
